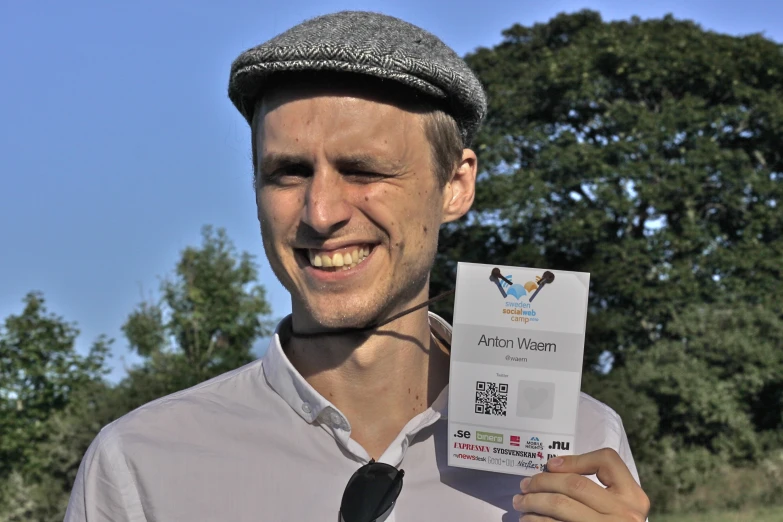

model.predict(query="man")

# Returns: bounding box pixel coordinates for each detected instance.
[65,11,650,522]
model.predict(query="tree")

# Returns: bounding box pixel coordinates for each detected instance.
[429,10,783,511]
[118,225,274,410]
[584,303,783,511]
[0,293,112,520]
[0,226,276,520]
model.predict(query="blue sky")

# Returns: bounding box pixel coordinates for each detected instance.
[1,0,781,383]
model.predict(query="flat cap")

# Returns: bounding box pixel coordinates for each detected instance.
[228,10,487,146]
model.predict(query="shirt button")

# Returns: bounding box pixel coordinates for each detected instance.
[301,402,312,414]
[330,412,342,426]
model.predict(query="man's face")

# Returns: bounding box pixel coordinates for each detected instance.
[253,86,455,331]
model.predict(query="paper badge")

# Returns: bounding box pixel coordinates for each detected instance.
[447,262,590,476]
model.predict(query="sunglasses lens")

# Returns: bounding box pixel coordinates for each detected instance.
[340,462,404,522]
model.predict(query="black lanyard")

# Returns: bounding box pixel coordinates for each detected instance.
[289,289,455,339]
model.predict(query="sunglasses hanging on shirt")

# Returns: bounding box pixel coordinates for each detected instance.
[339,459,405,522]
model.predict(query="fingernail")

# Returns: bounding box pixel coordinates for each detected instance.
[520,477,531,493]
[548,457,563,467]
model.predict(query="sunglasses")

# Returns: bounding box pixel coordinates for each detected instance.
[339,459,405,522]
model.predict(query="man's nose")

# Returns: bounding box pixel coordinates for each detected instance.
[301,168,352,235]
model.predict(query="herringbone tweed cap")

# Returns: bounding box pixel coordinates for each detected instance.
[228,10,487,146]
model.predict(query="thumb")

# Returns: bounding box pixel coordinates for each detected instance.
[545,448,636,491]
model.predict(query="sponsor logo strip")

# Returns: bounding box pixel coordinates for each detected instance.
[475,431,504,444]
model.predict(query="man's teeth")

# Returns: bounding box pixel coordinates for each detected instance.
[308,247,371,271]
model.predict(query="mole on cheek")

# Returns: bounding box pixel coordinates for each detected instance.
[364,196,369,201]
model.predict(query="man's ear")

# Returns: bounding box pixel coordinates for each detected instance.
[441,149,477,224]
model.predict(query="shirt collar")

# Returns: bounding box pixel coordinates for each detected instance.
[262,312,452,425]
[262,315,331,424]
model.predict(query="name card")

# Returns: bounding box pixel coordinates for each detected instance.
[447,262,590,476]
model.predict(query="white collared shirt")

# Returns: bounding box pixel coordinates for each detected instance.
[65,313,642,521]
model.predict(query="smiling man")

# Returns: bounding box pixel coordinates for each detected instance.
[65,11,650,522]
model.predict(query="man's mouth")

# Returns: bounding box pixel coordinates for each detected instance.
[304,244,374,272]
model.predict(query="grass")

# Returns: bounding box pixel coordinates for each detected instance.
[654,506,783,522]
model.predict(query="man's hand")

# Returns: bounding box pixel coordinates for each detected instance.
[512,448,650,522]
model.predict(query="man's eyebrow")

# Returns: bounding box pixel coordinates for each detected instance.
[259,153,311,174]
[260,152,405,175]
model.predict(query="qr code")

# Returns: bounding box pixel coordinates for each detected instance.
[475,381,508,416]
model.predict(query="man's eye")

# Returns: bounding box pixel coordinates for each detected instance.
[266,166,310,182]
[281,166,311,177]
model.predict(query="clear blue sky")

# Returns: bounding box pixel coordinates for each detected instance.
[1,0,781,383]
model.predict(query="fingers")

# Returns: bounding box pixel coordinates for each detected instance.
[546,448,636,492]
[513,491,601,522]
[520,471,616,514]
[541,448,651,521]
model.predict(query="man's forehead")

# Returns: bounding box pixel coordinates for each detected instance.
[257,104,420,170]
[253,71,434,122]
[258,90,396,122]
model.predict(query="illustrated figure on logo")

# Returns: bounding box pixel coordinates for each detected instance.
[489,267,555,302]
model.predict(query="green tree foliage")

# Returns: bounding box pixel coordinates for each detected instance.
[0,381,120,522]
[0,293,111,520]
[584,303,783,511]
[430,10,783,511]
[0,226,274,520]
[0,293,110,480]
[117,225,274,412]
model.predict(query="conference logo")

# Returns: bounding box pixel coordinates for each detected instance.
[489,268,555,324]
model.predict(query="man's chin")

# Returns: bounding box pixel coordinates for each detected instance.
[306,311,378,332]
[293,298,390,334]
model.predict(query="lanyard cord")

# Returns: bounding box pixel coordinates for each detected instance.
[289,289,455,339]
